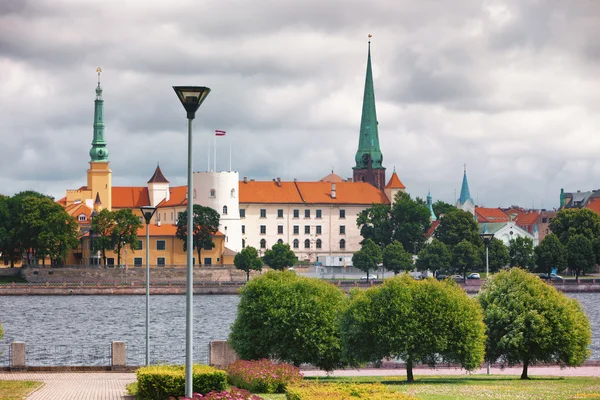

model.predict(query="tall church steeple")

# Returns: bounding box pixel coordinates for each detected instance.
[427,190,437,221]
[87,67,112,210]
[456,164,475,214]
[353,35,386,189]
[89,67,109,162]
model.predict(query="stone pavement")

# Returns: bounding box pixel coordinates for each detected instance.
[0,366,599,399]
[0,372,136,400]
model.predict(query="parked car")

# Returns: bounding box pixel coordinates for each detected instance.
[436,274,448,280]
[360,275,377,281]
[451,275,465,282]
[539,273,563,281]
[467,273,481,280]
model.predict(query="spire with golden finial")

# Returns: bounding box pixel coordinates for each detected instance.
[96,67,103,99]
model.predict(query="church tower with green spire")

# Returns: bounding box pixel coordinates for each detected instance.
[353,36,386,189]
[86,68,112,210]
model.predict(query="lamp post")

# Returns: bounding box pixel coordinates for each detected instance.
[140,206,157,366]
[173,86,210,398]
[479,224,494,375]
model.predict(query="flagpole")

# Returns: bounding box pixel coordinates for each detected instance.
[213,131,216,172]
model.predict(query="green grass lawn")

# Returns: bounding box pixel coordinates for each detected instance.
[0,380,42,400]
[300,375,600,400]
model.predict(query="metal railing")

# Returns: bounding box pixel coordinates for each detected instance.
[26,344,112,367]
[127,344,209,366]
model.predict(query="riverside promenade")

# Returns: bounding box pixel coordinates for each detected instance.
[2,366,600,400]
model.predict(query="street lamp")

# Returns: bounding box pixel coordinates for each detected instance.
[479,224,495,280]
[140,205,157,366]
[173,85,210,398]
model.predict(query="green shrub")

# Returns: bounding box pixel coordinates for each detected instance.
[136,364,227,400]
[227,359,302,393]
[286,382,416,400]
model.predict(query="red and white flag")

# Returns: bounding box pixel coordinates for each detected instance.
[215,130,226,136]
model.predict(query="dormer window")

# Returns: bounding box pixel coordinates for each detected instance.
[78,214,86,222]
[210,189,216,197]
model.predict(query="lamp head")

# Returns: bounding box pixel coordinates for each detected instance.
[140,206,157,225]
[479,232,495,245]
[173,86,211,119]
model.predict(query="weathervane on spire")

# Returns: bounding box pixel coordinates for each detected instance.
[96,67,102,85]
[368,33,372,43]
[464,163,467,172]
[95,67,103,99]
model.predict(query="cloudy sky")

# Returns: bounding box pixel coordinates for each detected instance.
[1,0,599,209]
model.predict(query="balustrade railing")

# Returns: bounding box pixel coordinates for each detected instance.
[26,344,112,367]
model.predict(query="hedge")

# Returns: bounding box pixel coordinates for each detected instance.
[136,364,227,400]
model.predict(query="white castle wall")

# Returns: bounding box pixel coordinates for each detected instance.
[193,171,242,253]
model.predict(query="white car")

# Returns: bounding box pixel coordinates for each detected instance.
[467,273,481,279]
[360,275,377,281]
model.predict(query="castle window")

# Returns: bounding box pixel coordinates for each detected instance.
[210,189,216,197]
[240,209,245,218]
[304,239,310,249]
[316,239,322,249]
[231,189,236,198]
[223,205,228,215]
[278,239,283,244]
[293,239,299,249]
[194,189,197,199]
[339,239,346,249]
[260,239,266,249]
[242,239,246,248]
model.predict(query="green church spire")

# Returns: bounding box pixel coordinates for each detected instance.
[89,67,109,162]
[354,36,383,170]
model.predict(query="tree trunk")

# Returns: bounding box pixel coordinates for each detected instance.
[197,248,202,267]
[246,270,250,281]
[406,357,414,383]
[521,359,529,379]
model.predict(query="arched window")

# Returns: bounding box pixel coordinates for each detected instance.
[340,239,346,249]
[231,189,236,198]
[293,239,299,249]
[222,205,228,215]
[304,239,310,249]
[242,239,246,248]
[316,239,322,249]
[260,239,266,249]
[277,239,283,244]
[210,189,215,197]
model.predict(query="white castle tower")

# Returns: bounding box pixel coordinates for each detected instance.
[193,171,242,252]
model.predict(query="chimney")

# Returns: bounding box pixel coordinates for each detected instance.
[347,178,353,182]
[331,183,337,199]
[276,177,281,187]
[243,177,247,183]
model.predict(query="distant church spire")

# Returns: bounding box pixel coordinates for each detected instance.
[90,67,109,162]
[427,190,437,221]
[353,35,386,189]
[456,164,475,214]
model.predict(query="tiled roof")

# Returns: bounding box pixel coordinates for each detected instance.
[296,181,390,205]
[222,247,237,256]
[112,187,150,208]
[148,165,169,183]
[475,207,510,223]
[425,219,440,239]
[320,172,344,183]
[64,203,92,220]
[239,181,304,204]
[586,199,600,214]
[158,186,188,207]
[57,197,67,206]
[515,212,540,226]
[135,223,224,237]
[385,172,406,189]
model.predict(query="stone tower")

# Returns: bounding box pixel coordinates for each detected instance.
[353,37,386,189]
[86,68,112,210]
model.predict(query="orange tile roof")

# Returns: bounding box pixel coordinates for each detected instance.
[475,207,510,223]
[385,172,406,189]
[425,219,440,239]
[295,181,390,205]
[239,181,304,203]
[320,172,344,182]
[112,187,150,209]
[57,197,67,206]
[64,203,93,219]
[158,186,188,207]
[586,199,600,214]
[515,211,540,226]
[135,224,224,237]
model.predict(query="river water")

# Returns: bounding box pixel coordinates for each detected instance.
[0,293,598,366]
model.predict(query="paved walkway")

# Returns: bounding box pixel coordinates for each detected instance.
[1,366,599,399]
[0,372,136,400]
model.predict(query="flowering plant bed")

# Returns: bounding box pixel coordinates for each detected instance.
[172,387,262,400]
[226,359,302,393]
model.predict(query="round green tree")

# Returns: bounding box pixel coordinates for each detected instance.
[452,239,480,280]
[382,241,413,275]
[341,275,485,382]
[534,233,566,275]
[416,239,452,274]
[487,238,509,273]
[262,242,297,271]
[352,239,383,282]
[567,234,596,280]
[234,246,263,281]
[478,268,591,379]
[229,271,346,371]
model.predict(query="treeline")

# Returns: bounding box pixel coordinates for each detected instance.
[0,191,79,267]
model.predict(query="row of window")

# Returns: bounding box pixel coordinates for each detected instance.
[252,225,345,235]
[241,238,346,250]
[240,209,346,219]
[91,240,212,252]
[94,257,215,266]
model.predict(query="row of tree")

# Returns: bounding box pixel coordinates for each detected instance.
[0,191,79,267]
[230,269,591,381]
